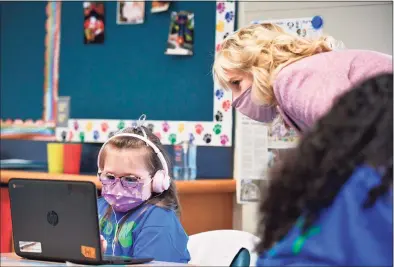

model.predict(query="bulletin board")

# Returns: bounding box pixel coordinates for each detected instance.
[0,1,236,147]
[54,1,236,147]
[0,2,57,138]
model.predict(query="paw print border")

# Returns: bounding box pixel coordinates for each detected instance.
[55,1,236,147]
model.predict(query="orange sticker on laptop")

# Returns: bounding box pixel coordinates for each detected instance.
[81,245,96,259]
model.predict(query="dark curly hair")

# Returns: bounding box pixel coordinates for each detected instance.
[256,73,393,253]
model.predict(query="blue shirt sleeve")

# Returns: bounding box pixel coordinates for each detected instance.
[132,225,190,263]
[258,166,393,266]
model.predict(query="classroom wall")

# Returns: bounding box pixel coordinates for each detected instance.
[0,2,234,178]
[233,0,393,234]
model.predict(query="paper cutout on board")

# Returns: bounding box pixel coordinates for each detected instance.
[165,11,194,56]
[117,1,145,25]
[151,1,170,13]
[83,2,105,44]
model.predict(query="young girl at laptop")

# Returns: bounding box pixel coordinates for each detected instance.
[96,125,190,263]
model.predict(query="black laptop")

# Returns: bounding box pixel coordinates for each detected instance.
[8,178,154,265]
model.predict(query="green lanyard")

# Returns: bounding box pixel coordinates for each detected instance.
[291,217,322,255]
[292,225,321,255]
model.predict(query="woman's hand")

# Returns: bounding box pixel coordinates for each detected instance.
[100,235,107,255]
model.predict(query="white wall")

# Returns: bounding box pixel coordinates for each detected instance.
[234,1,393,234]
[238,1,393,54]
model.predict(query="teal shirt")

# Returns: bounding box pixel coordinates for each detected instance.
[97,198,191,263]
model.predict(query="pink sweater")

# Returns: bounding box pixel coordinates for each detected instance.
[272,49,393,133]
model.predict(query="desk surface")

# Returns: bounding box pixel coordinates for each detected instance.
[0,253,193,266]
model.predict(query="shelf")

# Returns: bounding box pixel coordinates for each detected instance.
[0,170,235,194]
[0,134,56,141]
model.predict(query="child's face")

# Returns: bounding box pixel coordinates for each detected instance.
[102,146,152,197]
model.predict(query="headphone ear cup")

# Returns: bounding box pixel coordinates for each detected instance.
[162,173,170,191]
[152,170,170,193]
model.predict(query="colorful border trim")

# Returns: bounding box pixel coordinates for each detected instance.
[0,2,60,138]
[0,119,55,136]
[55,1,235,146]
[43,1,61,123]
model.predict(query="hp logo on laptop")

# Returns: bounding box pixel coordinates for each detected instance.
[47,211,59,226]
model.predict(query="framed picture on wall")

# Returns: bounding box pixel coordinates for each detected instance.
[83,1,105,44]
[117,0,145,25]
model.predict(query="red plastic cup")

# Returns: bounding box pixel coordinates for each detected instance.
[63,144,82,174]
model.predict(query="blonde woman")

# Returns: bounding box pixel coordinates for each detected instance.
[213,23,392,133]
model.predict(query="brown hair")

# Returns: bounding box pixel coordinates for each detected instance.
[98,126,181,241]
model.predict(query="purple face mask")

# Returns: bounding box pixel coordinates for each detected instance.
[232,88,277,123]
[102,180,151,213]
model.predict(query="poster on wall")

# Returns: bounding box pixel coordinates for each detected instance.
[117,1,145,25]
[252,16,324,39]
[83,1,105,44]
[151,1,170,13]
[235,113,299,204]
[235,16,324,204]
[165,11,194,56]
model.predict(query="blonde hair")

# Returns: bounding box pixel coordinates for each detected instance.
[213,23,339,106]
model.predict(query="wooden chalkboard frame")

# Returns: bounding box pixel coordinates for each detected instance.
[52,1,236,147]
